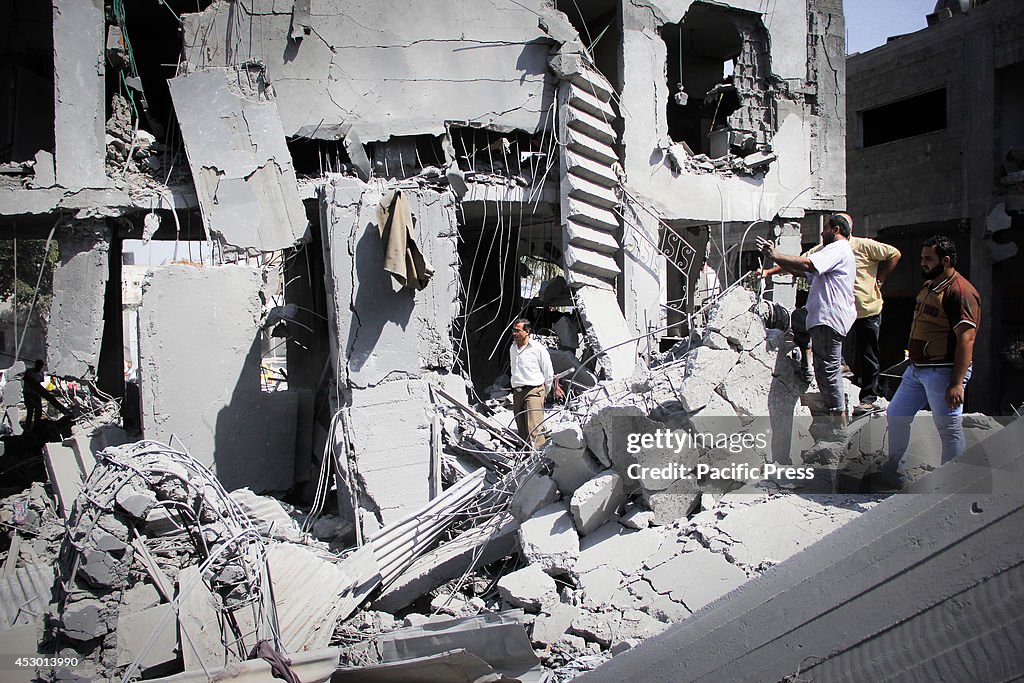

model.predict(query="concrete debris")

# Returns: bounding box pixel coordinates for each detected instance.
[576,523,665,576]
[114,485,158,520]
[676,346,740,412]
[545,444,603,496]
[78,546,130,589]
[116,605,178,676]
[531,603,581,645]
[570,470,627,536]
[62,594,111,641]
[510,473,560,521]
[518,503,581,575]
[644,546,748,611]
[620,506,656,530]
[578,564,623,607]
[497,564,559,611]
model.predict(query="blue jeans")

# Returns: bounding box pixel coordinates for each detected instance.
[885,364,972,478]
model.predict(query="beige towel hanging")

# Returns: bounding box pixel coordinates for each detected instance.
[376,189,434,291]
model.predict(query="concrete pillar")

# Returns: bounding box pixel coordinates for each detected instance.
[52,0,106,190]
[770,223,802,310]
[620,209,663,344]
[47,222,110,379]
[963,22,996,414]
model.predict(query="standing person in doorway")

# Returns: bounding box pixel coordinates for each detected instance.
[510,319,563,448]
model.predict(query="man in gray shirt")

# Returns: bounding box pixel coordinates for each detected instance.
[757,214,857,432]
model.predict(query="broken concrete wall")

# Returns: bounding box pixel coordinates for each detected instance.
[320,177,459,389]
[320,176,460,522]
[46,222,109,378]
[620,0,839,223]
[138,265,298,492]
[181,0,558,143]
[167,66,308,252]
[616,0,845,339]
[806,0,846,212]
[52,0,106,190]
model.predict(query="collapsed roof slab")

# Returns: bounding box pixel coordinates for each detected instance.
[138,265,297,493]
[167,67,308,252]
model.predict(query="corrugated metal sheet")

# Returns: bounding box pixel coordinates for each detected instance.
[0,563,55,630]
[267,543,367,653]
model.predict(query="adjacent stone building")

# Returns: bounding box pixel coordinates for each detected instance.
[846,0,1024,414]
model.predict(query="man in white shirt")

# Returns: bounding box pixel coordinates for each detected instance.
[510,319,563,447]
[757,214,857,432]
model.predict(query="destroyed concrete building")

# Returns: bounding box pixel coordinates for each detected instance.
[846,0,1024,415]
[2,0,845,519]
[7,1,1019,682]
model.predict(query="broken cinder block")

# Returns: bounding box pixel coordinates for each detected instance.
[510,473,559,522]
[570,470,626,536]
[517,503,580,575]
[497,565,559,612]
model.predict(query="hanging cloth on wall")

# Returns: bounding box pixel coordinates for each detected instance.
[376,189,434,291]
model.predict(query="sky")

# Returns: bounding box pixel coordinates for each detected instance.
[843,0,938,54]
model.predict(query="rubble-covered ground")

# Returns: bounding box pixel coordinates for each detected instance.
[0,285,1007,682]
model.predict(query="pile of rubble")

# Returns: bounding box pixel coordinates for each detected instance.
[0,284,1007,681]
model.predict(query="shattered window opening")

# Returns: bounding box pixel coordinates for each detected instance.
[367,135,447,181]
[859,88,948,148]
[448,127,544,181]
[662,4,773,161]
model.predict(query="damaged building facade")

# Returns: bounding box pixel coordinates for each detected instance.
[2,0,846,522]
[0,1,888,679]
[4,2,1024,681]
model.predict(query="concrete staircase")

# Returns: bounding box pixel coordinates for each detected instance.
[555,59,636,379]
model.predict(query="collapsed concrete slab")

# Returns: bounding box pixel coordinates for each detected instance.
[167,67,307,251]
[139,265,297,492]
[576,523,665,576]
[644,546,748,612]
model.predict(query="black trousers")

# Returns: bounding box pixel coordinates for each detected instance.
[847,313,881,403]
